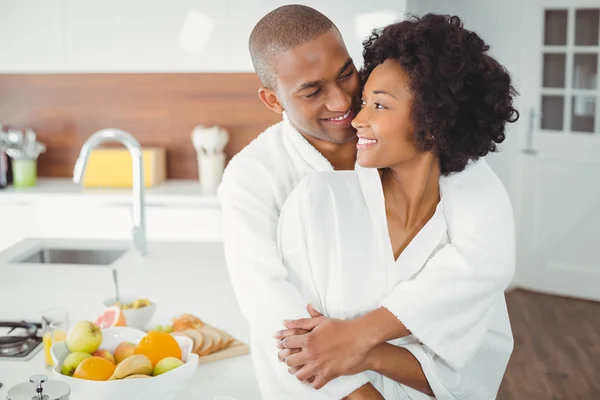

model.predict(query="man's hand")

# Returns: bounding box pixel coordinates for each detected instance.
[276,305,373,389]
[343,383,384,400]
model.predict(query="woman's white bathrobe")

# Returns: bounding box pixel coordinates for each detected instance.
[217,114,515,399]
[277,169,514,399]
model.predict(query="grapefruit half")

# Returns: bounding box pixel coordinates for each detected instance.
[94,306,127,329]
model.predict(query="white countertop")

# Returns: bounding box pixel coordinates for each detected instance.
[0,178,220,207]
[0,239,261,399]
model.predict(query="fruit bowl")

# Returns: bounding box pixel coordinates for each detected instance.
[51,327,199,400]
[102,295,157,330]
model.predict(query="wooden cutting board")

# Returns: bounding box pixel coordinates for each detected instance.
[197,339,250,364]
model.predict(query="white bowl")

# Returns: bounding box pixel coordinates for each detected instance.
[51,326,199,400]
[102,295,157,330]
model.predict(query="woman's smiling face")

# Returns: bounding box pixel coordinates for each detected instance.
[352,59,422,169]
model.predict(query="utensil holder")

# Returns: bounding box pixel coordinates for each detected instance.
[197,152,225,191]
[12,158,37,188]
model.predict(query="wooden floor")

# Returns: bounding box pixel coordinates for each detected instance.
[498,289,600,400]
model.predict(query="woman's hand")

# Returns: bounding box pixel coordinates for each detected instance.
[274,305,374,389]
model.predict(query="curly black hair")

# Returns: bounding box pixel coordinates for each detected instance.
[360,13,519,174]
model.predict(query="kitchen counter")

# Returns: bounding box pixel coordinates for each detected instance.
[0,239,261,399]
[0,178,220,207]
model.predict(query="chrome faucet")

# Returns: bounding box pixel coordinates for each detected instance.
[73,129,148,256]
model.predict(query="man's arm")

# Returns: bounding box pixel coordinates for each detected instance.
[343,383,385,400]
[280,160,514,397]
[218,159,371,399]
[362,343,434,397]
[279,307,432,397]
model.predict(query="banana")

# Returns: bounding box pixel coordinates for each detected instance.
[123,374,152,379]
[108,354,153,380]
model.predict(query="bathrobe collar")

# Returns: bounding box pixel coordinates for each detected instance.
[357,168,447,282]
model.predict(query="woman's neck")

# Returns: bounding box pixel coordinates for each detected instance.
[381,155,441,228]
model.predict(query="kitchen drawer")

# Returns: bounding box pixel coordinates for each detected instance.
[145,204,222,242]
[36,200,222,242]
[0,202,42,252]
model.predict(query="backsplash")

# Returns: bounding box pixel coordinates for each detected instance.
[0,73,280,179]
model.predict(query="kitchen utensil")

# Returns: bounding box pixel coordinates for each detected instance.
[7,374,71,400]
[6,129,23,149]
[191,125,229,155]
[112,269,120,304]
[50,327,198,400]
[24,129,37,157]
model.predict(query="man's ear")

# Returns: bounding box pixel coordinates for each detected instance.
[258,87,284,114]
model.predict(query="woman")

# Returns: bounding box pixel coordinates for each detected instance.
[276,14,519,399]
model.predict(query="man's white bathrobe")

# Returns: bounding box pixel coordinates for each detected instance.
[218,114,515,399]
[278,168,514,399]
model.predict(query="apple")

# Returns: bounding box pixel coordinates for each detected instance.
[66,321,103,354]
[152,357,184,376]
[61,352,92,376]
[92,348,116,364]
[114,342,136,364]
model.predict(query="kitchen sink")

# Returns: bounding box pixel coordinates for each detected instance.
[14,247,127,266]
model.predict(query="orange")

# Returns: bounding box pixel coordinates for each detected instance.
[73,356,116,381]
[134,331,182,365]
[94,306,126,329]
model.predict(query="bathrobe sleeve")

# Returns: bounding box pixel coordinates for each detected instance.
[218,159,370,399]
[381,159,515,371]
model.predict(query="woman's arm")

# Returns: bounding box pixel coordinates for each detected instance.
[279,307,432,397]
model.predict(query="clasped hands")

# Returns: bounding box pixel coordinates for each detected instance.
[273,305,375,392]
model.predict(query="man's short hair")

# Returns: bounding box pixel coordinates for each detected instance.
[249,5,337,89]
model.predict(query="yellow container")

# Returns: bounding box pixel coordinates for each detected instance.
[82,147,167,188]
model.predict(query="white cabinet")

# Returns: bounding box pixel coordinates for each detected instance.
[0,0,416,73]
[0,201,42,251]
[38,200,132,240]
[0,0,64,73]
[63,0,229,72]
[0,197,222,253]
[38,200,223,243]
[146,204,222,241]
[227,0,413,72]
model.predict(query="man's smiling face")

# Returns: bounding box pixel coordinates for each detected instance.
[273,28,360,145]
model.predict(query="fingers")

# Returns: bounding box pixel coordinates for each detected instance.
[284,350,308,367]
[273,328,310,340]
[277,348,300,362]
[311,375,329,390]
[295,365,316,382]
[284,316,325,330]
[288,366,300,375]
[280,333,306,350]
[307,304,324,318]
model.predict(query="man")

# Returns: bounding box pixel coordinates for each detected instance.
[218,5,513,400]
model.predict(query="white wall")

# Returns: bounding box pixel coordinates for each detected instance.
[413,0,526,208]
